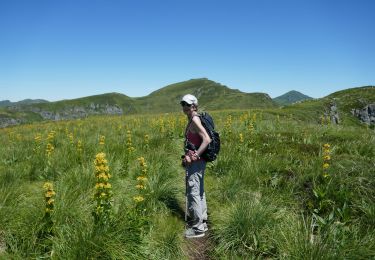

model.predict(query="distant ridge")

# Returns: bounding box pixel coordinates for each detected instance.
[279,86,375,126]
[0,78,277,127]
[0,99,49,107]
[273,90,313,105]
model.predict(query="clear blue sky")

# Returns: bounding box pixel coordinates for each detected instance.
[1,0,374,101]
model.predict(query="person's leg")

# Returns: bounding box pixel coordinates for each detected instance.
[200,164,208,227]
[186,160,206,232]
[201,191,208,230]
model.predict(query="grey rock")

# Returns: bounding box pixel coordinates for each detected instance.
[0,118,23,128]
[327,101,340,124]
[352,104,375,125]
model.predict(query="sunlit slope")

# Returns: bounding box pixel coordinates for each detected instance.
[279,86,375,125]
[134,78,278,113]
[23,93,137,113]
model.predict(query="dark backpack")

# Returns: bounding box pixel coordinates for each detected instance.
[198,112,221,162]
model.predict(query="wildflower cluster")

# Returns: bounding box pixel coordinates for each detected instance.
[239,112,249,124]
[43,182,56,216]
[224,115,232,135]
[322,143,331,178]
[34,133,42,152]
[126,130,135,154]
[77,140,83,153]
[134,157,148,204]
[68,132,74,145]
[166,117,176,137]
[47,130,56,143]
[144,134,149,150]
[42,182,56,237]
[46,143,55,157]
[157,118,166,134]
[99,135,105,146]
[239,133,244,144]
[93,153,113,225]
[179,116,186,134]
[16,133,22,141]
[46,130,56,157]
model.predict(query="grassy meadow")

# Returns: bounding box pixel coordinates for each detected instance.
[0,108,374,259]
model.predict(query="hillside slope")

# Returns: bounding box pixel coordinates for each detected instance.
[0,79,277,127]
[273,90,313,105]
[280,86,375,126]
[0,99,49,107]
[134,78,277,113]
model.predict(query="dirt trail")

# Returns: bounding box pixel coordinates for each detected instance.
[183,231,213,260]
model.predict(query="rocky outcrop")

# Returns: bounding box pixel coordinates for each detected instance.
[351,104,375,125]
[0,103,124,128]
[329,102,340,124]
[36,104,123,120]
[324,101,340,124]
[0,117,24,128]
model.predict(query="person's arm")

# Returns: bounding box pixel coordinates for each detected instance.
[191,116,211,158]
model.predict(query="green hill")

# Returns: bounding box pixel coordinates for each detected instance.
[135,78,277,113]
[1,81,373,128]
[25,92,136,113]
[0,99,49,107]
[279,86,375,126]
[273,90,313,105]
[0,79,277,127]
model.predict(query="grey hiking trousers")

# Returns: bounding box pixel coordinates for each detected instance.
[186,160,207,232]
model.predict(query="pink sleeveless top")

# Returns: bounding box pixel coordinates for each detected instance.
[186,117,205,161]
[187,131,202,148]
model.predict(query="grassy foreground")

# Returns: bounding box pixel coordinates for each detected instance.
[0,109,374,259]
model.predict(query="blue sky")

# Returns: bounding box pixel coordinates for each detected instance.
[1,0,374,101]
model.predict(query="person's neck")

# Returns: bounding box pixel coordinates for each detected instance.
[188,111,198,120]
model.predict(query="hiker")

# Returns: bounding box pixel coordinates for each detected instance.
[181,94,211,238]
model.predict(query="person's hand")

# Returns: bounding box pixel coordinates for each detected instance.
[182,150,198,167]
[190,152,199,161]
[182,154,191,167]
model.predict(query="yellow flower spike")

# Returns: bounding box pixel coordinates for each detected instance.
[43,182,54,190]
[133,196,144,203]
[323,163,330,169]
[45,191,56,198]
[324,155,331,161]
[323,143,331,149]
[239,133,244,143]
[137,176,148,182]
[99,135,105,145]
[252,113,257,121]
[93,152,113,224]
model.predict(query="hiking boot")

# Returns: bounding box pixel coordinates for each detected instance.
[185,228,205,238]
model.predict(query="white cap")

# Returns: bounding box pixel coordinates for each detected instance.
[181,94,198,105]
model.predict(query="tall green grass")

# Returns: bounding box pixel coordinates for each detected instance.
[0,110,374,258]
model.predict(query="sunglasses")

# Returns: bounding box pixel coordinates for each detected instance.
[180,101,192,107]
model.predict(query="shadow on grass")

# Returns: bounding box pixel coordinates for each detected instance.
[164,196,186,221]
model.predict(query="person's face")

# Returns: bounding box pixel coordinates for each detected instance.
[180,101,194,115]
